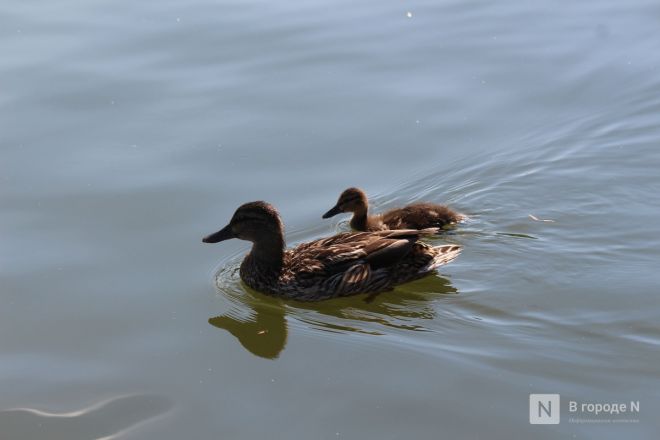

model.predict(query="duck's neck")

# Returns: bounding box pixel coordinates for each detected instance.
[247,234,285,276]
[350,206,369,231]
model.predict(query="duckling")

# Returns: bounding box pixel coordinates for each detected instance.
[203,201,461,301]
[322,187,463,232]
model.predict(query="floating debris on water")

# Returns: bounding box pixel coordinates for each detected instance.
[528,214,555,222]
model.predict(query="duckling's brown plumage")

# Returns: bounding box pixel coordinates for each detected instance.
[203,201,461,301]
[323,187,464,232]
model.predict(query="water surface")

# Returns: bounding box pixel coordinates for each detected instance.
[2,0,660,438]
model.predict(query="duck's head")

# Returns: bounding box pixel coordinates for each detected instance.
[322,187,368,219]
[203,201,284,244]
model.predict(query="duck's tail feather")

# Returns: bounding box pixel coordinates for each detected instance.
[422,244,462,272]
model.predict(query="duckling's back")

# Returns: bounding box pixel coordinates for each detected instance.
[382,203,462,230]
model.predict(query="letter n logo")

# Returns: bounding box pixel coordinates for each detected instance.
[529,394,560,424]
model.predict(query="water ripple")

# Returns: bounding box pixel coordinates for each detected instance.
[0,394,172,440]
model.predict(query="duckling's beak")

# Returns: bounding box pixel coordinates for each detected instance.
[202,224,235,243]
[322,205,342,219]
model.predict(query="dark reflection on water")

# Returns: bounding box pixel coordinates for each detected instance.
[209,294,288,359]
[209,263,457,359]
[0,394,172,440]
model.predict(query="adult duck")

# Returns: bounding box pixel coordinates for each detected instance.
[323,187,464,232]
[203,201,461,301]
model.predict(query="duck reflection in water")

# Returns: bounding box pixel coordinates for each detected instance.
[209,274,458,359]
[209,291,288,360]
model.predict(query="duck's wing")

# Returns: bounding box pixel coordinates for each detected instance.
[288,229,435,287]
[281,229,461,298]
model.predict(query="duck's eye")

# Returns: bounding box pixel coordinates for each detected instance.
[234,213,271,226]
[342,196,360,205]
[236,215,257,223]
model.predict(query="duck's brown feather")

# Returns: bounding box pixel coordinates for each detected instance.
[240,229,461,301]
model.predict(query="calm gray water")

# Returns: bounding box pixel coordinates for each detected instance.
[2,0,660,438]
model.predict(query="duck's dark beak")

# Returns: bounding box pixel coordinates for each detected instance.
[322,205,342,219]
[202,224,235,243]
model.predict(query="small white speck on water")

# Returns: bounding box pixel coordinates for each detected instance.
[110,100,115,105]
[406,11,413,18]
[415,119,420,124]
[176,17,181,22]
[528,214,555,222]
[131,144,137,148]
